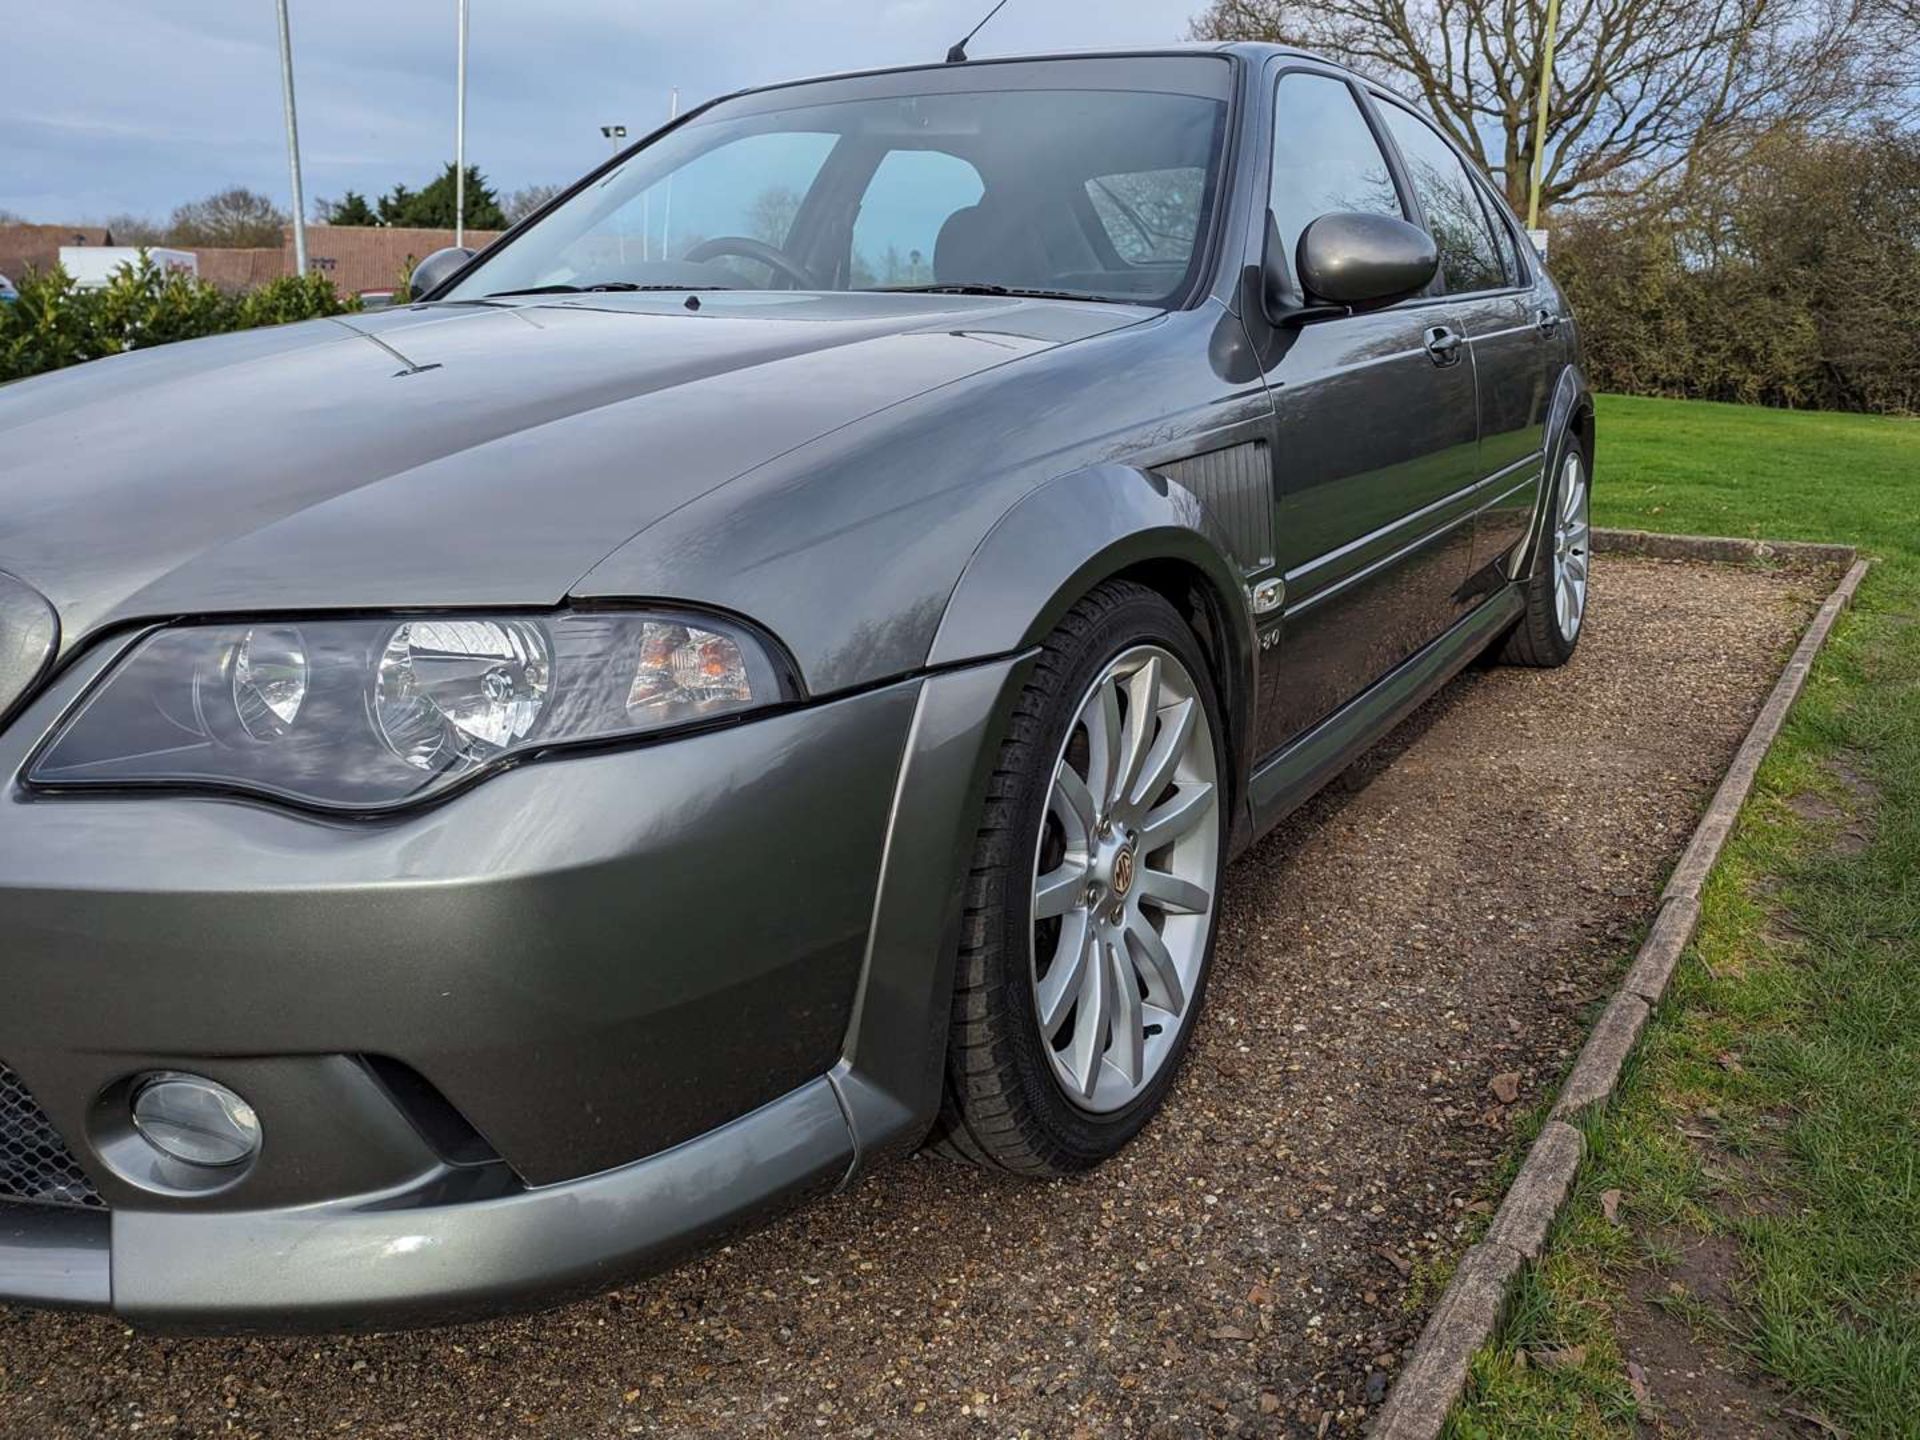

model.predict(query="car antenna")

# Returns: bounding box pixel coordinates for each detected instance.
[946,0,1011,62]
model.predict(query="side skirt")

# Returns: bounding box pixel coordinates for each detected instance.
[1243,585,1525,845]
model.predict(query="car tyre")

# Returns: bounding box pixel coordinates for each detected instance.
[932,580,1227,1176]
[1498,435,1592,668]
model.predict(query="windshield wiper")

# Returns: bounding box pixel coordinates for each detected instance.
[860,283,1120,303]
[483,282,736,298]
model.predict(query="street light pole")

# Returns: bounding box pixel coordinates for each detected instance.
[274,0,308,276]
[661,89,679,259]
[455,0,469,246]
[601,127,629,264]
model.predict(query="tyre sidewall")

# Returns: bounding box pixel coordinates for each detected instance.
[1536,435,1590,662]
[987,589,1227,1166]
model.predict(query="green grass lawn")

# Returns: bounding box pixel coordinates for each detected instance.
[1448,395,1920,1438]
[1592,394,1920,558]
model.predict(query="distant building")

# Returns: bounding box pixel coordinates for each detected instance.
[0,223,502,301]
[286,225,502,300]
[188,226,502,299]
[192,247,287,293]
[0,225,115,281]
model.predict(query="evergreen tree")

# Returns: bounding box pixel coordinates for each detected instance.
[318,190,379,226]
[376,166,507,230]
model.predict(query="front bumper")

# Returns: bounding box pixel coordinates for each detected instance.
[0,632,1024,1329]
[1,1078,851,1330]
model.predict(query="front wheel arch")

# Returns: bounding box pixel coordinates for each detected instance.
[925,464,1257,836]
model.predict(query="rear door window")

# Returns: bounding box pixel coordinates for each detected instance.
[1373,102,1509,294]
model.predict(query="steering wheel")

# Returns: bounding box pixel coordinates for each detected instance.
[680,236,821,289]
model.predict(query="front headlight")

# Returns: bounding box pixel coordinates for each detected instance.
[28,610,790,811]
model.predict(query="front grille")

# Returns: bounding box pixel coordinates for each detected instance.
[0,1062,104,1209]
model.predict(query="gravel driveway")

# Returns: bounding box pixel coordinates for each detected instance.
[0,556,1826,1439]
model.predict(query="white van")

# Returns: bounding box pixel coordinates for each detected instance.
[58,246,199,289]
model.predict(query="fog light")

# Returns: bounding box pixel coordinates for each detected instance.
[130,1074,261,1168]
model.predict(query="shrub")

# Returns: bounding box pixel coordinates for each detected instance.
[234,270,357,329]
[0,253,358,384]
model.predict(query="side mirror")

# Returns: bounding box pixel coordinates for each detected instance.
[408,246,476,301]
[1294,212,1437,310]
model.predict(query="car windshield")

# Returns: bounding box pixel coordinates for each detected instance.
[444,75,1230,307]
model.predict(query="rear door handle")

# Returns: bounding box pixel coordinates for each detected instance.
[1423,325,1464,367]
[1534,308,1562,335]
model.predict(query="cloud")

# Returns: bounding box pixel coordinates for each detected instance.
[0,0,1200,222]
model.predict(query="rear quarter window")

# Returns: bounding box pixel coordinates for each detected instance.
[1085,167,1207,265]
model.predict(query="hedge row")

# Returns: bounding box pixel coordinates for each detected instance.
[0,257,357,385]
[1553,128,1920,415]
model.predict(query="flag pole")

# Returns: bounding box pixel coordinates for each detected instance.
[455,0,469,245]
[1526,0,1562,230]
[275,0,308,275]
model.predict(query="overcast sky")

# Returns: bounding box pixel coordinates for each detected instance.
[2,1,1205,224]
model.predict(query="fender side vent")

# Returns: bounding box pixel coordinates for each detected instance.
[1155,443,1273,574]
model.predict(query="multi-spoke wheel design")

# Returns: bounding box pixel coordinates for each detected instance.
[1030,645,1219,1112]
[1552,451,1591,641]
[933,581,1225,1174]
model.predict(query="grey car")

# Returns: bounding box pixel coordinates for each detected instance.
[0,45,1592,1331]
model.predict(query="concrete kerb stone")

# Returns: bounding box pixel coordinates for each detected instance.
[1552,993,1652,1120]
[1593,527,1857,569]
[1370,1242,1525,1440]
[1664,557,1872,904]
[1482,1121,1585,1262]
[1621,895,1703,1006]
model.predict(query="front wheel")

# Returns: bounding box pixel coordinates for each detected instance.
[932,581,1226,1176]
[1499,439,1591,668]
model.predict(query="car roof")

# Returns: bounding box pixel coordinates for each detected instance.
[710,43,1297,98]
[705,43,1424,125]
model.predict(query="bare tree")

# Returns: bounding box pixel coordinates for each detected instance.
[165,187,289,248]
[747,186,803,245]
[1192,0,1904,213]
[504,184,563,225]
[102,213,167,245]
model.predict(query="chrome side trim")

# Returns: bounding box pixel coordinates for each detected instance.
[1283,451,1543,595]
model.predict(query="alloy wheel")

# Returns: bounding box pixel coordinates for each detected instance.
[1552,451,1591,640]
[1030,645,1219,1113]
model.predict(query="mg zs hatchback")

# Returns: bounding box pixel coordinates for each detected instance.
[0,44,1592,1330]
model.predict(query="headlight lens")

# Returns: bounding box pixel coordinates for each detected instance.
[30,611,788,811]
[374,619,552,771]
[229,625,308,740]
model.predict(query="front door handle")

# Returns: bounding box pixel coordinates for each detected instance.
[1423,325,1464,367]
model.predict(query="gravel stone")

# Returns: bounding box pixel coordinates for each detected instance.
[0,557,1822,1438]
